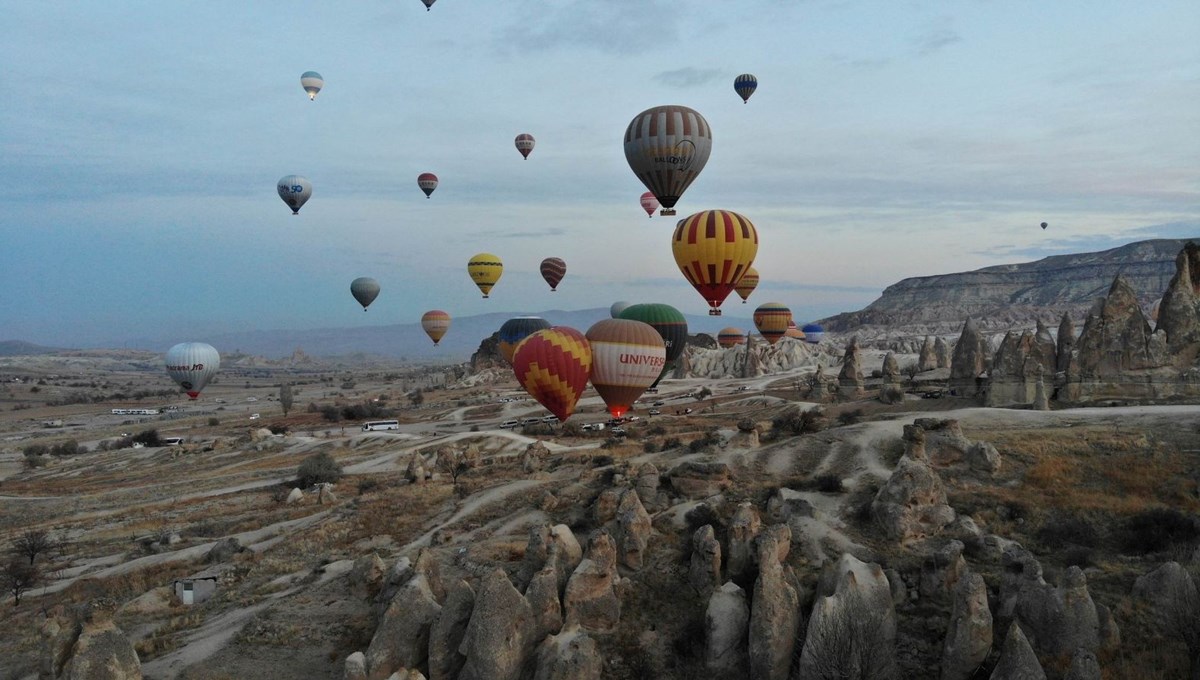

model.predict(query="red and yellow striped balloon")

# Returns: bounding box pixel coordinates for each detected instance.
[735,266,759,303]
[754,302,792,345]
[717,327,746,348]
[671,210,759,316]
[421,310,451,346]
[512,327,592,422]
[586,319,666,419]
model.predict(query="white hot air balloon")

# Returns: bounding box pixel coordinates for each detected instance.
[610,301,631,318]
[165,342,221,399]
[277,175,312,214]
[300,71,324,100]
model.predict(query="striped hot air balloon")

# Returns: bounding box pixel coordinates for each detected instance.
[586,319,666,419]
[717,327,746,348]
[754,302,793,345]
[300,71,323,100]
[513,327,592,422]
[515,133,536,159]
[734,73,758,103]
[499,316,551,364]
[618,303,688,389]
[785,320,806,341]
[671,210,759,316]
[639,192,659,218]
[735,266,759,304]
[624,105,712,216]
[801,323,825,344]
[165,342,221,399]
[540,257,566,291]
[418,173,438,198]
[467,253,503,298]
[421,310,451,345]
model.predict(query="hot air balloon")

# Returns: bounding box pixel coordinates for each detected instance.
[1040,222,1048,230]
[735,266,759,304]
[468,253,503,298]
[801,323,825,344]
[515,133,535,160]
[717,327,746,348]
[513,327,592,422]
[586,319,665,419]
[639,192,660,218]
[540,257,566,291]
[301,71,323,100]
[277,175,312,214]
[418,173,438,198]
[754,302,793,345]
[610,301,631,319]
[498,316,552,364]
[672,210,759,315]
[785,321,806,341]
[624,105,712,216]
[734,73,758,103]
[420,0,435,10]
[350,277,380,311]
[165,342,220,399]
[617,303,688,388]
[421,310,451,345]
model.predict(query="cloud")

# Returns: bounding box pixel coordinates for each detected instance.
[652,67,725,88]
[495,1,679,55]
[975,221,1200,260]
[827,54,892,70]
[913,27,962,56]
[469,227,567,239]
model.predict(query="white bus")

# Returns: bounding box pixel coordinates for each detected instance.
[362,420,400,431]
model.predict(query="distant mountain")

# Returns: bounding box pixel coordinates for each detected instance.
[108,309,756,361]
[0,340,64,356]
[821,238,1197,336]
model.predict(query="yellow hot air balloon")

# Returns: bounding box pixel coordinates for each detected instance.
[467,253,503,298]
[735,266,759,304]
[421,310,451,345]
[671,210,759,316]
[717,327,746,348]
[753,302,793,345]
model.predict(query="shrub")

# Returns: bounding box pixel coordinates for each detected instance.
[1036,514,1101,549]
[207,417,220,426]
[773,407,828,436]
[356,478,381,495]
[814,474,845,493]
[837,409,865,427]
[268,424,289,435]
[1061,546,1096,569]
[1119,508,1200,555]
[642,441,659,454]
[661,437,682,450]
[297,452,342,487]
[132,429,161,448]
[319,405,341,422]
[22,444,48,458]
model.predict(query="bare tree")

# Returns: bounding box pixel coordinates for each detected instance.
[13,529,54,565]
[2,558,40,606]
[436,448,469,487]
[795,588,898,680]
[279,382,294,416]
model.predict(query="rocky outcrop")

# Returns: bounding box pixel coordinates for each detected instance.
[1132,561,1198,634]
[935,336,951,368]
[614,490,652,570]
[428,580,474,680]
[1056,312,1075,374]
[1064,648,1101,680]
[990,622,1046,680]
[837,336,865,398]
[798,554,898,679]
[705,581,750,673]
[344,652,367,680]
[748,527,800,680]
[914,418,972,467]
[205,537,244,564]
[667,461,733,498]
[562,532,621,632]
[918,336,937,372]
[964,441,1001,475]
[458,569,535,680]
[1157,241,1200,356]
[526,566,564,643]
[406,453,427,484]
[882,352,901,384]
[950,318,990,397]
[533,625,602,680]
[919,540,967,600]
[349,553,387,600]
[1000,550,1100,662]
[871,425,955,542]
[634,463,663,512]
[689,524,722,594]
[728,502,762,582]
[941,572,992,680]
[986,325,1055,407]
[48,600,143,680]
[367,573,442,679]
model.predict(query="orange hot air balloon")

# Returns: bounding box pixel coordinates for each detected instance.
[717,327,746,348]
[586,319,665,419]
[540,257,566,291]
[754,302,793,345]
[785,320,806,341]
[421,310,451,345]
[735,266,759,304]
[512,327,592,422]
[672,209,759,316]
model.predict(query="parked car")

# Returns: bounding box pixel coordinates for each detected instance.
[648,409,661,416]
[653,401,665,407]
[520,417,540,426]
[610,427,627,437]
[500,420,519,429]
[249,413,260,420]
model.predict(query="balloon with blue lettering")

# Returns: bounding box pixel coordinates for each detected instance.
[277,175,312,215]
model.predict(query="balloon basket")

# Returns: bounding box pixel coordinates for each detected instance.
[709,309,721,316]
[660,208,676,216]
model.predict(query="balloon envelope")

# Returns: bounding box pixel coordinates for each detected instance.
[540,257,566,291]
[610,301,631,319]
[515,133,536,159]
[717,327,746,348]
[1040,222,1048,230]
[418,172,438,198]
[624,105,712,215]
[586,319,666,419]
[801,323,825,344]
[165,342,220,399]
[421,310,451,345]
[734,73,758,103]
[301,71,323,100]
[421,0,436,9]
[735,266,759,303]
[639,192,660,217]
[277,175,312,214]
[671,210,759,315]
[753,302,793,345]
[618,303,688,388]
[512,327,592,422]
[350,277,380,310]
[499,316,552,364]
[468,253,503,298]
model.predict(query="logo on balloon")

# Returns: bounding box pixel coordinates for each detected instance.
[651,140,696,170]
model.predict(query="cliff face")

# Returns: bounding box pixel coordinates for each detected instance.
[822,239,1194,335]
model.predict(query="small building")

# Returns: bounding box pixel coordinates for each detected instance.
[173,576,218,605]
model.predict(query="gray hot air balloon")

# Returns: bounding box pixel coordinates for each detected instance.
[351,277,381,311]
[277,175,312,215]
[610,301,631,318]
[300,71,324,100]
[165,342,221,399]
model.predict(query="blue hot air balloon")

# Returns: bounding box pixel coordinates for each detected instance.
[734,73,758,103]
[801,323,825,344]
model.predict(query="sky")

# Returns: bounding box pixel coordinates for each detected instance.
[1,0,1197,348]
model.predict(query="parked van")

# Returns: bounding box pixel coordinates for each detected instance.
[499,420,520,429]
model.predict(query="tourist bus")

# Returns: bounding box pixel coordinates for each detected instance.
[361,420,400,431]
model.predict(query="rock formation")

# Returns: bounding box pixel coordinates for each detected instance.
[1132,561,1198,635]
[798,554,898,679]
[428,580,474,680]
[667,461,733,498]
[1157,241,1200,355]
[727,502,762,582]
[941,571,992,680]
[1056,312,1075,374]
[344,652,367,680]
[562,532,621,632]
[43,600,143,680]
[533,625,602,680]
[525,565,564,643]
[837,336,865,399]
[705,581,749,673]
[989,622,1046,680]
[614,490,652,570]
[366,572,442,679]
[458,569,534,680]
[918,336,937,372]
[935,336,951,368]
[689,524,722,594]
[748,527,800,680]
[1064,648,1101,680]
[950,318,990,397]
[987,326,1056,407]
[871,425,955,542]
